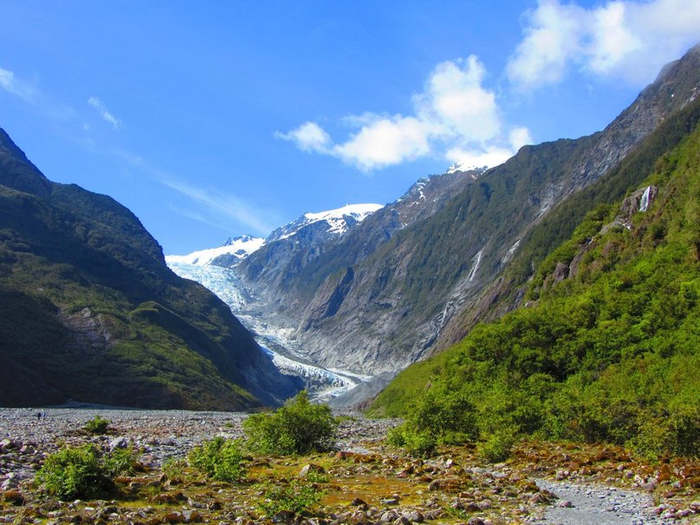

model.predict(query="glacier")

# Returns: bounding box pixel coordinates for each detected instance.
[166,203,385,401]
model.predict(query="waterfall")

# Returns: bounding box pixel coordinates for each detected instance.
[639,186,652,212]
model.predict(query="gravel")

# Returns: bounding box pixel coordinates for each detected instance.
[534,479,676,525]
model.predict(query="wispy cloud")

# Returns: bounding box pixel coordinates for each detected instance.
[277,56,530,171]
[115,150,277,236]
[507,0,700,90]
[0,67,36,102]
[160,178,276,236]
[88,96,121,129]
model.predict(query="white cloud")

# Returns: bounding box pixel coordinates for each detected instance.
[278,56,528,171]
[88,96,121,129]
[416,56,501,142]
[332,115,430,170]
[0,67,36,102]
[275,121,331,153]
[507,0,700,89]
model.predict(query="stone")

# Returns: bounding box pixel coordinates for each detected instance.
[427,480,441,491]
[558,500,574,508]
[402,510,424,523]
[467,518,485,525]
[109,437,128,451]
[3,488,25,505]
[272,510,296,523]
[299,463,325,479]
[349,510,368,524]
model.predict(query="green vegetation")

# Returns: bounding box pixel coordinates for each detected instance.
[244,391,338,455]
[372,119,700,461]
[83,415,110,434]
[188,436,246,483]
[36,444,136,500]
[0,129,298,409]
[256,480,324,517]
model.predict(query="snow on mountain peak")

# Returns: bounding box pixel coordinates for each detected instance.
[165,235,265,267]
[273,203,383,241]
[447,162,488,178]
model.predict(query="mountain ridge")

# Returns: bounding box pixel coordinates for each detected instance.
[0,128,301,409]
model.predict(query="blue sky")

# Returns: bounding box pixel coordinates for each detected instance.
[1,1,699,254]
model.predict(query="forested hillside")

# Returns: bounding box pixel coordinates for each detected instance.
[0,129,300,409]
[370,105,700,460]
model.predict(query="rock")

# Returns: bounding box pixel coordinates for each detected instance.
[109,437,128,451]
[299,463,325,479]
[467,518,485,525]
[380,510,399,522]
[402,510,424,523]
[558,500,574,508]
[380,497,400,506]
[272,510,296,523]
[2,488,26,505]
[427,480,441,491]
[392,517,410,525]
[349,498,367,507]
[349,510,368,524]
[477,499,492,510]
[163,510,201,523]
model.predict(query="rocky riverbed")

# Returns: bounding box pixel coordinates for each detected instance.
[1,408,697,524]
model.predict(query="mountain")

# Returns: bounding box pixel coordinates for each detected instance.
[369,110,700,458]
[166,235,265,267]
[0,128,300,409]
[242,44,700,381]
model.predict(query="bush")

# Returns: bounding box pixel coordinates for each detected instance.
[244,391,338,455]
[257,480,324,517]
[188,436,246,482]
[36,444,135,500]
[477,427,518,463]
[83,415,110,434]
[387,424,437,458]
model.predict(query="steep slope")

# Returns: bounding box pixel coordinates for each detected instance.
[272,45,700,377]
[238,203,383,295]
[369,119,700,458]
[234,168,480,364]
[437,92,700,351]
[0,128,300,409]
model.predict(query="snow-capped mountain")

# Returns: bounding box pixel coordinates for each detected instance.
[447,162,488,177]
[165,235,265,267]
[267,203,383,243]
[165,203,385,400]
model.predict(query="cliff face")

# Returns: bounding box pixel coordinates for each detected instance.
[234,46,700,381]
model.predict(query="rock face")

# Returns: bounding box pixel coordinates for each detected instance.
[232,46,700,383]
[0,128,300,409]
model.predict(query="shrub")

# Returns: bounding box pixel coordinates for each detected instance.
[257,480,324,517]
[188,436,246,482]
[83,415,110,434]
[36,444,135,500]
[387,424,436,458]
[244,391,338,455]
[477,427,518,463]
